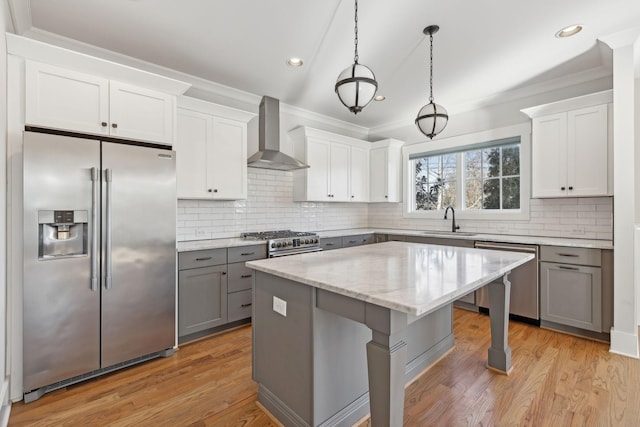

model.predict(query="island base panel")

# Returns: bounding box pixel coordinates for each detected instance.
[252,271,454,427]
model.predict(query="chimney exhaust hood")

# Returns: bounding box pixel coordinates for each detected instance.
[247,96,309,171]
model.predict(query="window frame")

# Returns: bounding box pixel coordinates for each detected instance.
[402,123,531,220]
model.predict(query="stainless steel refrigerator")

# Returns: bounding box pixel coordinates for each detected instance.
[23,131,176,402]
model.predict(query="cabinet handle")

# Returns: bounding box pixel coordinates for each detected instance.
[112,123,118,129]
[195,257,212,261]
[556,253,579,257]
[558,265,579,271]
[241,274,253,278]
[241,252,255,256]
[207,189,218,193]
[561,186,566,190]
[348,240,357,244]
[221,271,227,275]
[325,243,335,246]
[568,186,574,190]
[241,303,253,308]
[101,122,107,127]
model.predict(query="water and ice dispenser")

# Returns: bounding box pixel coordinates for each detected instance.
[38,210,88,259]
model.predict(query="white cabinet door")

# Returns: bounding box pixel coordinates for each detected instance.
[370,147,388,202]
[306,138,331,201]
[329,142,350,201]
[531,113,567,198]
[109,81,174,145]
[208,116,247,200]
[532,105,608,198]
[25,61,109,136]
[567,105,608,197]
[176,109,210,198]
[349,145,369,202]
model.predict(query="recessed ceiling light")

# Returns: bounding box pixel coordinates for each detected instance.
[555,24,583,38]
[287,57,304,67]
[374,95,386,101]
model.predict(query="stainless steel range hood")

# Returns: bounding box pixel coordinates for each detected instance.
[247,96,309,171]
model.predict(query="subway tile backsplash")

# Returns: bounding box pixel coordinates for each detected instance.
[177,170,613,242]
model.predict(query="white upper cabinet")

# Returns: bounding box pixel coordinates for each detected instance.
[370,139,404,202]
[522,91,612,198]
[349,145,370,202]
[176,97,255,200]
[25,60,175,145]
[290,127,371,202]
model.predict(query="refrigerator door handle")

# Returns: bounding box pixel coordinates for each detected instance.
[105,168,113,290]
[90,167,99,291]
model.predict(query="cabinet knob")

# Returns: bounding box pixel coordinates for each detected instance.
[101,122,107,127]
[112,123,118,129]
[385,195,388,198]
[351,195,354,199]
[214,189,218,193]
[208,189,213,193]
[221,271,227,275]
[561,187,566,191]
[568,186,574,190]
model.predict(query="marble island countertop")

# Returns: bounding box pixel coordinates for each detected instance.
[246,241,534,316]
[177,227,613,252]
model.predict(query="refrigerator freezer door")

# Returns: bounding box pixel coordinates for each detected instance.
[101,142,176,367]
[23,132,101,391]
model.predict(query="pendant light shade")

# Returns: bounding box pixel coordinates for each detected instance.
[416,25,448,139]
[335,0,377,115]
[335,63,377,114]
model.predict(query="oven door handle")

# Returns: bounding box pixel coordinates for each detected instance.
[269,248,323,258]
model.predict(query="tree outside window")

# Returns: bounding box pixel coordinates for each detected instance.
[413,140,520,212]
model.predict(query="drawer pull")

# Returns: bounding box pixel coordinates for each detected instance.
[558,266,579,271]
[349,240,357,244]
[556,253,579,257]
[325,243,335,246]
[222,271,227,275]
[241,274,253,278]
[241,252,255,256]
[241,303,253,308]
[195,257,212,261]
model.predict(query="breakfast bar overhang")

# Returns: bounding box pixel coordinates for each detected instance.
[247,241,534,427]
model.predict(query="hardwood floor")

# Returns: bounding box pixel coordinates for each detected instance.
[9,309,640,426]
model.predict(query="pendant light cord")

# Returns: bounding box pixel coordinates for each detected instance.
[354,0,359,64]
[429,31,434,103]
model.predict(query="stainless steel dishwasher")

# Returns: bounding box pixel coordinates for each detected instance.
[475,241,539,323]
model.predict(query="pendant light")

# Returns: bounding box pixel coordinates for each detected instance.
[415,25,448,139]
[335,0,378,115]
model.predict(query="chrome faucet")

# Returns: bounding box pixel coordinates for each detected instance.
[444,206,460,232]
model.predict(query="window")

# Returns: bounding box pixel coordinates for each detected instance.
[403,124,531,220]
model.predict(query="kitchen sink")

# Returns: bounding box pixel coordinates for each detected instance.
[422,230,477,237]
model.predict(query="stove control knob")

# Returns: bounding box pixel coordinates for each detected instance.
[314,238,318,243]
[287,241,292,246]
[304,239,310,244]
[276,242,282,248]
[271,243,275,248]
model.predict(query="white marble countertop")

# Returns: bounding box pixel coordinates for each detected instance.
[177,228,613,252]
[246,241,534,316]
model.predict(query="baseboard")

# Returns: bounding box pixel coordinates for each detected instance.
[0,379,11,427]
[609,327,640,358]
[405,333,455,382]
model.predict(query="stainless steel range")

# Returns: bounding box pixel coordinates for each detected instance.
[242,230,321,257]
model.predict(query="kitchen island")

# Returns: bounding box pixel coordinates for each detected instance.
[247,241,534,427]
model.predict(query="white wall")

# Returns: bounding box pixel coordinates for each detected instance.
[1,1,12,423]
[177,169,369,241]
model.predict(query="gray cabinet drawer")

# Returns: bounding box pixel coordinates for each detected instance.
[540,246,601,266]
[342,234,375,247]
[228,244,267,263]
[321,236,343,251]
[228,263,254,293]
[178,248,227,270]
[406,236,474,247]
[228,289,253,323]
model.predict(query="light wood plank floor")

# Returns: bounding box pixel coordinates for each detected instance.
[9,309,640,426]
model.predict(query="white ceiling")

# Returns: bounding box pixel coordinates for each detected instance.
[9,0,640,130]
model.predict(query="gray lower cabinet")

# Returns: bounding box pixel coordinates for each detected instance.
[539,246,612,335]
[342,233,375,247]
[178,261,228,337]
[178,243,266,342]
[320,236,342,251]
